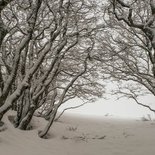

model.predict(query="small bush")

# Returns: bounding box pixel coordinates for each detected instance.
[67,126,77,131]
[141,114,152,121]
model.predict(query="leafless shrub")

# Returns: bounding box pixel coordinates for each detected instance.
[67,126,78,132]
[141,114,152,121]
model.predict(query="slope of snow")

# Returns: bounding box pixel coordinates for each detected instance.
[0,111,155,155]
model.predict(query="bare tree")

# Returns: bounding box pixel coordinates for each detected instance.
[93,0,155,110]
[0,0,43,120]
[0,0,105,135]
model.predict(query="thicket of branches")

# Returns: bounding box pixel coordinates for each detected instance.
[0,0,155,139]
[0,0,104,138]
[91,0,155,112]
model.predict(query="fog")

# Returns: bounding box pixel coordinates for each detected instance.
[59,94,155,119]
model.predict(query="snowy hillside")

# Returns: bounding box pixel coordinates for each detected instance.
[0,111,155,155]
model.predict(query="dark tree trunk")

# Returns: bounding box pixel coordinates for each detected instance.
[13,94,24,127]
[0,105,11,121]
[38,109,57,138]
[18,106,36,130]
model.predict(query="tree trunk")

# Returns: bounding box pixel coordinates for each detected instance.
[0,16,8,47]
[13,92,25,127]
[38,109,57,138]
[0,105,11,121]
[18,106,36,130]
[13,103,23,127]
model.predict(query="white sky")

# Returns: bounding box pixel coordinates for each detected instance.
[59,94,155,119]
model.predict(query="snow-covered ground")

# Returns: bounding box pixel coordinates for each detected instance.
[0,111,155,155]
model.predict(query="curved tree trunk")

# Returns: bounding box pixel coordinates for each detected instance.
[55,102,87,121]
[38,108,57,138]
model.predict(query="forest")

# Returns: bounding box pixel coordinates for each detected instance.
[0,0,155,139]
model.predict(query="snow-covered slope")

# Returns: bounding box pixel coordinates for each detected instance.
[0,111,155,155]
